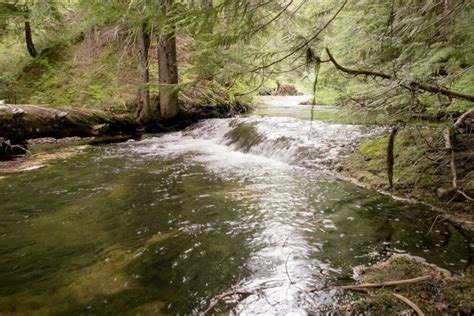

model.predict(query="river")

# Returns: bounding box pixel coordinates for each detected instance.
[0,96,471,315]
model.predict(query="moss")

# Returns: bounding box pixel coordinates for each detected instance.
[343,128,473,220]
[224,122,263,152]
[180,79,255,115]
[340,255,474,315]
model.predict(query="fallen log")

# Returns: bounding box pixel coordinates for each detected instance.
[0,104,139,143]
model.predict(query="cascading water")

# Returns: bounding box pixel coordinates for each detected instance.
[0,96,471,315]
[131,114,383,169]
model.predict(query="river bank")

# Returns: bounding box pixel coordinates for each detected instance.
[337,255,473,315]
[335,128,473,232]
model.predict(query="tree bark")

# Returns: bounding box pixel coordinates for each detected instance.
[24,19,38,58]
[312,60,321,105]
[158,0,179,120]
[0,104,138,143]
[137,23,152,124]
[387,127,398,189]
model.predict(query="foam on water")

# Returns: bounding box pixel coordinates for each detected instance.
[126,113,383,173]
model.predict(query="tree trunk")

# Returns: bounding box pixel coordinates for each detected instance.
[312,60,321,105]
[444,0,454,12]
[0,104,138,143]
[158,0,179,120]
[24,20,38,58]
[201,0,212,10]
[387,127,398,190]
[137,23,152,124]
[201,0,213,33]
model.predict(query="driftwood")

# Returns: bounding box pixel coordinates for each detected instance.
[339,275,431,290]
[0,104,139,143]
[325,48,474,102]
[393,293,425,316]
[0,137,28,160]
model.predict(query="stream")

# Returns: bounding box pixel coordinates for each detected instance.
[0,96,472,315]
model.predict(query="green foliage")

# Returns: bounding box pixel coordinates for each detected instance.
[317,0,474,119]
[0,0,471,120]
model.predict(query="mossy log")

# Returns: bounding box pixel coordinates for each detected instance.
[0,104,139,143]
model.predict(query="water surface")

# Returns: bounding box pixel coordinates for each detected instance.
[0,97,471,315]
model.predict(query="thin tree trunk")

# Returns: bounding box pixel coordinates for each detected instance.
[443,128,457,189]
[201,0,213,33]
[387,127,398,189]
[201,0,212,10]
[312,61,321,105]
[137,23,152,124]
[24,19,38,58]
[158,0,179,120]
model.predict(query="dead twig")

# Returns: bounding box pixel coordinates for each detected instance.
[426,214,443,235]
[339,275,431,290]
[199,290,254,315]
[456,190,473,201]
[393,293,425,316]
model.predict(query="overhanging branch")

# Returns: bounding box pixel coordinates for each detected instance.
[325,48,474,102]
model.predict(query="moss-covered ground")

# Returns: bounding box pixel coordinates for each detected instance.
[342,128,473,229]
[339,255,473,315]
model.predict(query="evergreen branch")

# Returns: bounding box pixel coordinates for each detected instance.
[245,0,294,38]
[325,48,474,102]
[245,0,348,73]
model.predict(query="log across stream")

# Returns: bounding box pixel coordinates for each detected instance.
[0,104,138,142]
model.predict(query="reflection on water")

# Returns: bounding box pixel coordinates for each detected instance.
[0,97,472,315]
